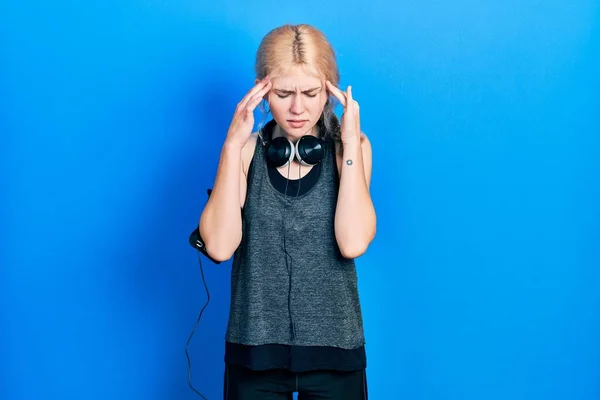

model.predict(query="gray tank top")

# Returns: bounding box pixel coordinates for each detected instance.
[225,132,365,349]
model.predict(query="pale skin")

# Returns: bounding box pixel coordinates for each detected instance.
[199,65,376,261]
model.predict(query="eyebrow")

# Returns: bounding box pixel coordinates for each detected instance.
[273,86,322,94]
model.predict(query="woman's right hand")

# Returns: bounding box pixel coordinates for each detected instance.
[224,76,272,148]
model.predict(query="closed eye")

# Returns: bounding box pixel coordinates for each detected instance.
[274,87,321,99]
[276,92,319,99]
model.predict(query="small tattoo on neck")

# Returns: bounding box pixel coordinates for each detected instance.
[346,159,353,166]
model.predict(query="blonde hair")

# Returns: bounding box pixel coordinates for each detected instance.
[255,24,341,140]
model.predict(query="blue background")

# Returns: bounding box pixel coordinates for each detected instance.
[2,1,599,399]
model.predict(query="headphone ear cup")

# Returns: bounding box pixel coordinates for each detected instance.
[266,136,295,167]
[295,136,324,166]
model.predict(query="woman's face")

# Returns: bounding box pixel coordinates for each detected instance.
[264,65,328,139]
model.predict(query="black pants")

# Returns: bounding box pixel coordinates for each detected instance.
[223,364,368,400]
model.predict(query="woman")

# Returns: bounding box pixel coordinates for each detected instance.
[199,23,376,400]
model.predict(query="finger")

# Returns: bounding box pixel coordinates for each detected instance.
[246,96,263,114]
[327,80,347,106]
[256,80,272,99]
[242,77,271,106]
[346,86,353,111]
[325,80,347,107]
[241,81,272,115]
[356,104,361,134]
[238,77,271,110]
[352,96,360,133]
[246,83,272,113]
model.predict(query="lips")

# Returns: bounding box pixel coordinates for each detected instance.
[288,120,308,128]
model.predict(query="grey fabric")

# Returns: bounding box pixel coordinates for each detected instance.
[225,132,365,350]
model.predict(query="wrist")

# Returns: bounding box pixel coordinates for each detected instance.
[223,139,246,151]
[341,131,361,144]
[341,138,361,150]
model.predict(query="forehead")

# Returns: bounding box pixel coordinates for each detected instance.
[270,64,323,89]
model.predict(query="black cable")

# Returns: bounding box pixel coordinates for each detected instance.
[185,250,211,399]
[282,159,303,367]
[282,162,295,344]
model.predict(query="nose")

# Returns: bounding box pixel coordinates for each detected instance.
[290,94,304,115]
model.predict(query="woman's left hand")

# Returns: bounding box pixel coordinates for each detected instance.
[325,81,361,145]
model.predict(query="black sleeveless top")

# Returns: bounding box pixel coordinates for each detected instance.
[224,119,367,372]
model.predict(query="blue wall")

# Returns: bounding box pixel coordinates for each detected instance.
[2,1,599,399]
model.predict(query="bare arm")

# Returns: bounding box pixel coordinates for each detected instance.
[199,143,245,262]
[334,135,376,258]
[199,77,271,262]
[326,81,376,258]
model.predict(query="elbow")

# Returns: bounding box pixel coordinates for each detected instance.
[203,236,240,262]
[205,246,235,263]
[337,226,376,260]
[339,243,368,259]
[198,222,241,263]
[338,236,373,259]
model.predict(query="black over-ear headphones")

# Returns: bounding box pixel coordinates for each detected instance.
[261,120,325,167]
